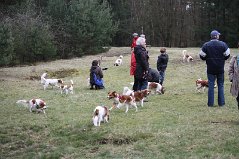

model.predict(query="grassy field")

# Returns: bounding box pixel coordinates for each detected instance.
[0,47,238,159]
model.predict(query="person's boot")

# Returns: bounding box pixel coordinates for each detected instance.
[95,86,99,90]
[90,85,94,90]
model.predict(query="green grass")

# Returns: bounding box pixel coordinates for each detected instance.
[0,47,239,159]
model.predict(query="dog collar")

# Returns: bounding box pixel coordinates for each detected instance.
[36,104,40,109]
[113,101,118,105]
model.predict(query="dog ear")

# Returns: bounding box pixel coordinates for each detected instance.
[94,109,99,116]
[32,99,36,104]
[39,101,46,108]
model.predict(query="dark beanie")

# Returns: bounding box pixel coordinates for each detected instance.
[92,60,98,66]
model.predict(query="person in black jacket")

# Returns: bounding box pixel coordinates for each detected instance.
[157,47,169,85]
[147,68,159,83]
[134,37,149,91]
[199,30,230,107]
[90,60,104,90]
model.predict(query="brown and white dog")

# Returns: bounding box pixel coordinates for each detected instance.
[196,78,217,92]
[114,55,123,66]
[147,82,165,94]
[122,87,150,107]
[60,80,74,94]
[107,91,137,113]
[16,98,47,114]
[41,73,64,90]
[92,106,110,126]
[132,89,151,107]
[196,78,208,92]
[182,50,193,62]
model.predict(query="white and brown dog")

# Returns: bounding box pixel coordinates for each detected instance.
[147,82,165,94]
[114,55,123,66]
[196,78,208,92]
[196,78,217,92]
[41,73,63,90]
[132,89,151,107]
[122,87,150,107]
[182,50,193,62]
[16,98,47,114]
[60,80,74,94]
[107,91,137,113]
[92,106,110,126]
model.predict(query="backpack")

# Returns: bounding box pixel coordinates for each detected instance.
[93,73,104,87]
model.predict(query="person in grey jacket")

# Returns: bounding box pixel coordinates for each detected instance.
[228,42,239,109]
[147,68,159,83]
[199,30,230,107]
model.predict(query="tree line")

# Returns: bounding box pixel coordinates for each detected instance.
[0,0,238,66]
[109,0,239,48]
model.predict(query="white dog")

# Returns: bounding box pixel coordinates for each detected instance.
[16,98,47,114]
[60,80,74,94]
[114,55,123,66]
[182,50,193,62]
[41,73,63,90]
[92,106,110,126]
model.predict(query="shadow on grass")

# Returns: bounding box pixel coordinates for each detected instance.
[210,120,239,125]
[52,122,154,147]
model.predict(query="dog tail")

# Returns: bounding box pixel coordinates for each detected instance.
[70,80,74,86]
[123,87,130,95]
[16,100,29,107]
[182,50,187,56]
[41,73,47,79]
[41,73,47,83]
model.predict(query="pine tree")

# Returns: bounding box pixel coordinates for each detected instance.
[0,23,15,66]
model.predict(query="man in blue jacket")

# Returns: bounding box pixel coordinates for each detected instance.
[199,30,230,107]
